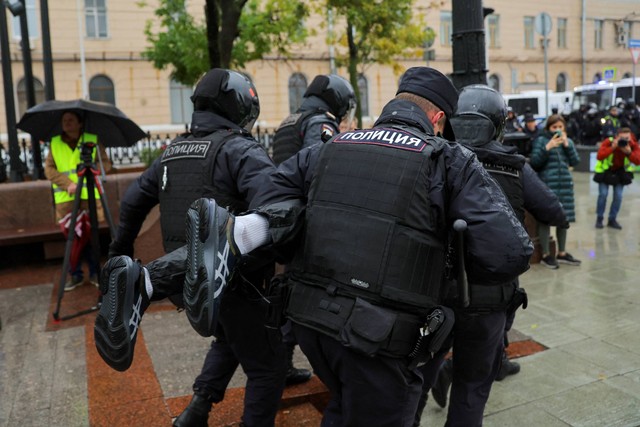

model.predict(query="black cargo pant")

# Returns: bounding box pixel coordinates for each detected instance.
[192,286,287,427]
[145,247,287,427]
[420,309,506,427]
[294,323,423,427]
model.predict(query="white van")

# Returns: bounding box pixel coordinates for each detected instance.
[571,77,640,111]
[502,91,573,123]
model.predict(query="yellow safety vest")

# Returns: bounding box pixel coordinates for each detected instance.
[50,133,101,204]
[594,153,632,173]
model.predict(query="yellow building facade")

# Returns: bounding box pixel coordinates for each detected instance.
[1,0,639,141]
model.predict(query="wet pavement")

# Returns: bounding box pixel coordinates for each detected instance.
[1,171,640,426]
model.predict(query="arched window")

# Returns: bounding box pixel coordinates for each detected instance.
[89,75,115,105]
[288,73,307,114]
[556,73,568,92]
[169,79,194,124]
[488,74,501,92]
[17,77,45,117]
[357,74,369,117]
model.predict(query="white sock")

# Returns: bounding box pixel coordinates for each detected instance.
[143,267,153,299]
[233,213,270,254]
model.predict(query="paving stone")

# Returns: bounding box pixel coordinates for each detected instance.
[533,381,640,427]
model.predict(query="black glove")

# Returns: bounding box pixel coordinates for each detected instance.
[108,240,134,258]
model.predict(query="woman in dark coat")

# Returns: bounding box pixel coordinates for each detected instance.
[530,114,581,269]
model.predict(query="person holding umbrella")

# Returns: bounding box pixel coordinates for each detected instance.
[44,110,112,290]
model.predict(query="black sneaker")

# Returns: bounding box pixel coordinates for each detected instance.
[540,255,559,269]
[431,358,452,408]
[557,252,581,266]
[284,343,312,386]
[607,219,622,230]
[495,354,521,381]
[184,198,239,337]
[173,394,212,427]
[595,218,604,229]
[94,256,148,372]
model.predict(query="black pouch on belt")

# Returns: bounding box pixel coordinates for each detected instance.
[407,306,455,370]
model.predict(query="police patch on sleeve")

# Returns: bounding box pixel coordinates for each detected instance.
[333,128,427,152]
[321,124,335,138]
[161,140,211,162]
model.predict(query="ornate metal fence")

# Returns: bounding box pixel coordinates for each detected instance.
[1,128,277,182]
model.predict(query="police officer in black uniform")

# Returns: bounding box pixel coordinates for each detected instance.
[96,69,287,427]
[416,85,568,427]
[271,74,356,165]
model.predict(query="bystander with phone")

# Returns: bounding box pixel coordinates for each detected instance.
[530,114,581,269]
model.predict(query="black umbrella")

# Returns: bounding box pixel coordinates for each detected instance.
[16,99,147,147]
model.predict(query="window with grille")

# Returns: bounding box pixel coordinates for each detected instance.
[170,79,194,124]
[12,0,39,39]
[440,12,452,47]
[288,73,307,114]
[558,18,567,48]
[89,75,115,105]
[85,0,108,38]
[487,15,500,48]
[524,16,535,49]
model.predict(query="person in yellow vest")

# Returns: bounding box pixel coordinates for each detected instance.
[44,111,112,290]
[594,127,640,229]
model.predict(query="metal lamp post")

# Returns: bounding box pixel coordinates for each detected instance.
[0,2,24,182]
[7,0,44,179]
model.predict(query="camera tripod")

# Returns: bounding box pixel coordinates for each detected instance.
[52,142,115,321]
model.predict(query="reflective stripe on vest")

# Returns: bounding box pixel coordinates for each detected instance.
[50,133,100,204]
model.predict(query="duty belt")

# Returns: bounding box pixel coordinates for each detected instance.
[467,283,517,310]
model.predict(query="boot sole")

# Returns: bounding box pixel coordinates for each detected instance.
[94,257,140,372]
[184,198,229,337]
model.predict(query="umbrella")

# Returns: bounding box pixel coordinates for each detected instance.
[16,99,146,147]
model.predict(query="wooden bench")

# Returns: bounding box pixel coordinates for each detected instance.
[0,172,143,259]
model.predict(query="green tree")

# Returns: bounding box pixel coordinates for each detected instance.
[326,0,436,127]
[141,0,310,86]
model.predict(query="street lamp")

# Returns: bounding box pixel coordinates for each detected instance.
[0,2,23,181]
[6,0,44,180]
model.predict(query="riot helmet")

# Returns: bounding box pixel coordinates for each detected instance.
[453,84,507,141]
[191,69,260,131]
[304,74,356,122]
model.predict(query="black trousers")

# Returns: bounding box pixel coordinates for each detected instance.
[193,287,287,427]
[294,323,423,427]
[420,310,506,427]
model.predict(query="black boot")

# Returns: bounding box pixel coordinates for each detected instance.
[285,343,312,386]
[495,351,520,381]
[173,393,212,427]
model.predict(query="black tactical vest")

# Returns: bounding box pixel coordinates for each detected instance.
[289,127,446,317]
[158,131,248,252]
[474,148,525,225]
[271,109,323,165]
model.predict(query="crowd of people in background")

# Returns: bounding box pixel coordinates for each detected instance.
[504,97,640,149]
[504,98,640,241]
